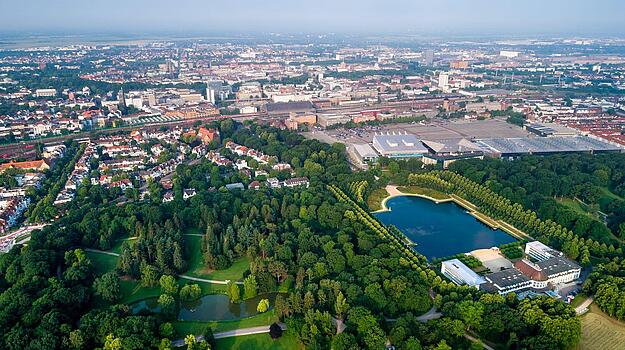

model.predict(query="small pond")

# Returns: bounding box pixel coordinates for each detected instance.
[132,292,279,321]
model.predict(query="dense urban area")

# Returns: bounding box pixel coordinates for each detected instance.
[1,34,625,350]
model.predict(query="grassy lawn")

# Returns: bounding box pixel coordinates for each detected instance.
[86,249,228,304]
[120,278,228,305]
[570,294,589,309]
[185,235,250,282]
[173,310,278,337]
[578,305,625,350]
[599,187,623,202]
[367,187,389,211]
[119,279,161,304]
[397,186,450,201]
[111,238,137,254]
[558,198,596,218]
[185,234,204,274]
[214,332,303,350]
[86,251,118,276]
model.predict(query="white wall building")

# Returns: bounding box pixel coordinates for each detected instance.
[441,259,486,287]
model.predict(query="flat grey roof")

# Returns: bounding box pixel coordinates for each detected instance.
[421,138,483,154]
[353,143,378,158]
[485,268,530,288]
[266,101,314,114]
[476,136,622,155]
[373,134,429,153]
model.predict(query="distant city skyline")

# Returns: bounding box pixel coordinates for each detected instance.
[1,0,625,37]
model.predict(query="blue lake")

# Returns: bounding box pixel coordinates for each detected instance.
[374,196,516,260]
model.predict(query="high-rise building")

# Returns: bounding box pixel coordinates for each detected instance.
[438,73,449,89]
[206,86,216,104]
[424,49,434,66]
[117,87,126,108]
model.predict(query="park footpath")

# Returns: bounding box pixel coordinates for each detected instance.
[84,248,245,285]
[171,323,287,347]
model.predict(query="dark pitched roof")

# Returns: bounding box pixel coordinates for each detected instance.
[536,257,580,277]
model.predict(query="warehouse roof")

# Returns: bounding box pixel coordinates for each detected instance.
[421,138,482,155]
[476,136,622,155]
[373,133,428,154]
[353,143,378,158]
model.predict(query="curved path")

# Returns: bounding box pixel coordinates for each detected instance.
[178,274,244,285]
[84,248,120,257]
[171,323,287,347]
[85,249,244,285]
[416,306,442,322]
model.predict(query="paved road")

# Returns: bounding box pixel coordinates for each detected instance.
[575,297,594,315]
[0,223,48,252]
[171,323,287,347]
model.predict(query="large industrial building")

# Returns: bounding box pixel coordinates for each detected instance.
[476,135,622,157]
[421,138,484,168]
[372,133,429,158]
[524,122,579,137]
[352,143,379,164]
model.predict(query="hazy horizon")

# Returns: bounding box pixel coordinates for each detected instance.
[1,0,625,38]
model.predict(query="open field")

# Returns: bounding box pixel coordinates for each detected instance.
[558,198,596,218]
[111,237,137,254]
[570,294,589,309]
[397,186,451,201]
[119,280,161,304]
[86,250,118,275]
[86,249,228,305]
[214,332,303,350]
[578,305,625,350]
[367,187,389,211]
[185,234,250,281]
[173,310,279,337]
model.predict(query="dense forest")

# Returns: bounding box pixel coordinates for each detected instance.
[448,154,625,243]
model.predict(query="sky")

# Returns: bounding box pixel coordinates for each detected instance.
[1,0,625,37]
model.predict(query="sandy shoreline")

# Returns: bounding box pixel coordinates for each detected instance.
[373,185,452,213]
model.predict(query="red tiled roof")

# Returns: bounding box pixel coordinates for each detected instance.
[514,260,547,281]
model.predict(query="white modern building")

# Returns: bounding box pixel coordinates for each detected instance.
[35,88,57,98]
[441,259,486,287]
[438,73,449,89]
[525,241,562,261]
